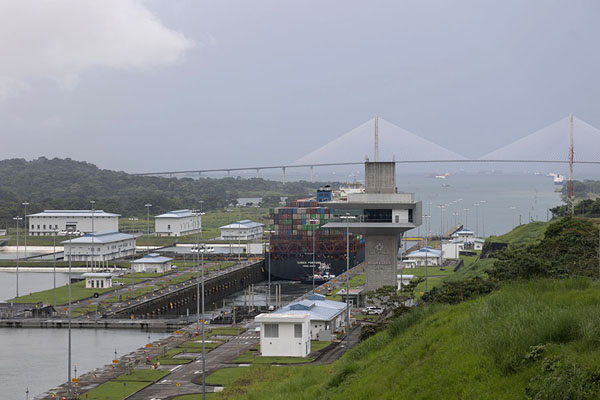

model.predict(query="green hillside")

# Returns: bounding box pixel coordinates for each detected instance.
[0,157,323,227]
[210,279,600,399]
[487,221,547,246]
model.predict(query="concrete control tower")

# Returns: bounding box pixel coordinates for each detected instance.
[322,162,422,292]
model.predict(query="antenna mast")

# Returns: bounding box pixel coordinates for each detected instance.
[374,114,379,162]
[568,112,574,215]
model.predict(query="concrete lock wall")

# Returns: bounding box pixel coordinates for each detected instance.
[115,261,266,318]
[366,234,398,292]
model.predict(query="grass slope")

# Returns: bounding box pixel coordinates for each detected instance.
[488,221,547,246]
[210,278,600,399]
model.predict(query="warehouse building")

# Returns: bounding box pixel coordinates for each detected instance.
[62,231,135,262]
[131,253,173,273]
[27,210,120,236]
[220,219,264,240]
[155,209,201,237]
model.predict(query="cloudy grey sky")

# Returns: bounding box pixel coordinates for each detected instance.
[1,0,599,173]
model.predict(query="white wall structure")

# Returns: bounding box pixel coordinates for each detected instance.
[155,209,201,237]
[62,231,136,262]
[274,294,348,340]
[220,220,264,240]
[405,247,442,266]
[82,272,113,289]
[255,313,310,357]
[27,210,120,236]
[131,253,172,273]
[441,242,461,259]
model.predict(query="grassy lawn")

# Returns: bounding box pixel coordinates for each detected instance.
[12,280,114,305]
[400,266,455,277]
[310,340,332,353]
[326,274,365,301]
[232,349,314,364]
[208,327,246,336]
[487,221,547,246]
[179,340,223,351]
[154,356,194,365]
[206,367,250,386]
[353,314,379,322]
[114,369,169,382]
[414,277,443,296]
[173,394,218,400]
[82,381,149,400]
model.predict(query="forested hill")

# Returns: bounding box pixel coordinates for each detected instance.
[0,157,319,226]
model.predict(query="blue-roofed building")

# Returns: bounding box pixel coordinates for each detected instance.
[273,294,348,340]
[405,246,442,266]
[131,253,173,273]
[62,231,136,263]
[220,219,264,241]
[155,209,201,237]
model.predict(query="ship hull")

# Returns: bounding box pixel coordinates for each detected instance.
[267,248,364,281]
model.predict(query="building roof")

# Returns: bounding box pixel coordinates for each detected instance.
[28,210,120,218]
[61,231,134,244]
[155,209,195,219]
[407,247,442,258]
[255,313,310,324]
[453,229,474,236]
[82,273,113,278]
[274,294,346,321]
[131,253,172,264]
[220,219,264,230]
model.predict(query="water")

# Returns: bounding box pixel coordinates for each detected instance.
[0,329,168,399]
[399,173,561,237]
[0,271,77,302]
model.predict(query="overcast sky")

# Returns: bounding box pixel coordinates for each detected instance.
[1,0,599,173]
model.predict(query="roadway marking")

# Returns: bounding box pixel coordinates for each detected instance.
[170,365,183,372]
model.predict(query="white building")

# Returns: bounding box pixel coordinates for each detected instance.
[255,313,310,357]
[220,220,264,241]
[451,229,475,242]
[82,272,113,289]
[405,247,442,266]
[441,242,461,259]
[27,210,120,236]
[274,294,348,341]
[155,209,201,237]
[62,231,136,262]
[131,253,172,273]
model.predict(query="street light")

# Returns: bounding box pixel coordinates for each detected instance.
[196,243,213,400]
[67,231,73,398]
[22,202,29,259]
[13,216,22,297]
[53,228,58,307]
[226,209,234,256]
[145,204,152,254]
[480,200,486,237]
[340,213,355,344]
[265,230,275,308]
[90,200,95,271]
[309,219,320,293]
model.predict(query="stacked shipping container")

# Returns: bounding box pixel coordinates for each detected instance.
[268,200,365,280]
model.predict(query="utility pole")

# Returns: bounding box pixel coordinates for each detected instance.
[13,216,22,297]
[568,112,575,215]
[22,202,28,259]
[374,114,379,162]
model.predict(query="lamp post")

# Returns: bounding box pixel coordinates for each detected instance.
[464,208,469,230]
[480,200,486,237]
[67,232,73,398]
[90,200,95,271]
[53,228,58,307]
[145,203,152,254]
[226,209,234,256]
[199,243,213,400]
[22,202,28,259]
[237,205,241,262]
[423,214,431,292]
[265,229,275,308]
[340,213,355,344]
[475,202,479,237]
[309,219,320,293]
[13,216,22,297]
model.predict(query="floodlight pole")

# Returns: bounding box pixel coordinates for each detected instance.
[90,200,95,272]
[13,216,22,297]
[22,202,28,259]
[145,203,152,254]
[53,229,57,307]
[67,233,72,398]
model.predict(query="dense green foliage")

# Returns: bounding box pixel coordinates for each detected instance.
[0,157,322,227]
[552,198,600,218]
[490,217,599,281]
[209,279,600,399]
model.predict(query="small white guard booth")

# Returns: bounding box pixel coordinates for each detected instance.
[255,313,310,357]
[82,272,113,289]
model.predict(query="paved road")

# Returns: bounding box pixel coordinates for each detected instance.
[130,322,261,399]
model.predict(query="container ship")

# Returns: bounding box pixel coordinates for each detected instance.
[268,191,365,281]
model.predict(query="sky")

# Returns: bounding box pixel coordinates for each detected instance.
[1,0,600,173]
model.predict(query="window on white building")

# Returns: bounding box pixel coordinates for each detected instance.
[294,324,302,338]
[264,323,279,338]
